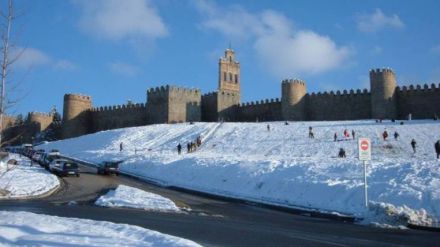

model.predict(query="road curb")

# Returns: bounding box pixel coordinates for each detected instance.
[119,170,356,223]
[0,177,62,201]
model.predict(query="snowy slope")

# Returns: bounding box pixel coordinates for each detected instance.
[0,211,201,246]
[41,120,440,226]
[0,154,60,199]
[96,185,180,212]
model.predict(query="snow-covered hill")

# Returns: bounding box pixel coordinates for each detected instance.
[41,120,440,226]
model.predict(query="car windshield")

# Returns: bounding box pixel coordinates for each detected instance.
[48,155,60,162]
[64,163,78,169]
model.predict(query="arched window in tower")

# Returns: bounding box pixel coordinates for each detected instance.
[229,73,233,82]
[223,72,227,82]
[234,74,238,83]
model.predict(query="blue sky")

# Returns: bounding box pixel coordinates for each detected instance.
[4,0,440,115]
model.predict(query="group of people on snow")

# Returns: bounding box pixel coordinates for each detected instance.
[177,136,202,154]
[334,129,355,142]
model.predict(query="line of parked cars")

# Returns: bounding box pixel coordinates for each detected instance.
[7,144,122,177]
[13,145,80,177]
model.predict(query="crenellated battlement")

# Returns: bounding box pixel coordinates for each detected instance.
[28,111,53,118]
[91,103,146,112]
[64,93,92,102]
[397,83,440,93]
[202,91,218,98]
[282,78,306,86]
[240,98,280,107]
[308,88,370,97]
[369,67,395,75]
[147,85,200,95]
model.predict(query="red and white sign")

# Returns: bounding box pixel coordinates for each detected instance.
[358,138,371,161]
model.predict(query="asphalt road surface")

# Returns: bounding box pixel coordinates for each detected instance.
[1,165,439,247]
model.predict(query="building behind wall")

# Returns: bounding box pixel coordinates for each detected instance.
[3,48,439,143]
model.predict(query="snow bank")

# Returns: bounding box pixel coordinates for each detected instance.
[96,185,180,212]
[0,211,200,246]
[0,153,59,199]
[362,202,435,228]
[41,120,440,226]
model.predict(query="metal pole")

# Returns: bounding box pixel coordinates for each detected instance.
[363,160,368,209]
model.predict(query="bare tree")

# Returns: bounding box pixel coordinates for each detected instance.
[0,0,24,146]
[0,0,14,145]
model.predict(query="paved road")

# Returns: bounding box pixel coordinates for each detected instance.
[1,165,439,247]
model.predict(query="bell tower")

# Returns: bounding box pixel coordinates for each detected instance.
[218,48,240,95]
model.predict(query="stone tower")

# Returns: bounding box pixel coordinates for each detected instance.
[281,79,307,121]
[370,68,397,119]
[62,94,92,139]
[27,112,54,132]
[218,48,240,95]
[216,48,241,121]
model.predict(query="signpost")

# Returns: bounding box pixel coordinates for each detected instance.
[358,138,371,209]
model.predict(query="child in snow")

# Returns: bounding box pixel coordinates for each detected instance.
[394,132,399,140]
[177,143,182,155]
[196,136,202,147]
[352,130,355,140]
[343,129,349,138]
[411,139,417,153]
[338,148,346,158]
[382,131,388,141]
[334,132,337,142]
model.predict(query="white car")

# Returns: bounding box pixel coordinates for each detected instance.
[48,159,65,172]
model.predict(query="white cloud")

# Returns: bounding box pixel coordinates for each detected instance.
[108,61,140,76]
[12,47,51,69]
[357,9,404,33]
[11,47,76,71]
[74,0,168,41]
[194,1,351,77]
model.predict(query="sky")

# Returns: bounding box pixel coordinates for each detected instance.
[3,0,440,116]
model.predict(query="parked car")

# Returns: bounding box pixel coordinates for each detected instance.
[31,150,45,162]
[31,152,41,162]
[41,152,62,169]
[96,161,122,175]
[49,159,80,177]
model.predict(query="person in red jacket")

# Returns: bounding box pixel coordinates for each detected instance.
[382,131,388,141]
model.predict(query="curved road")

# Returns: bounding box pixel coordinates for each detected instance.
[1,165,439,247]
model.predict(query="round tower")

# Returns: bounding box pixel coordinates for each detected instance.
[27,112,53,132]
[370,68,397,119]
[62,94,92,139]
[281,79,307,121]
